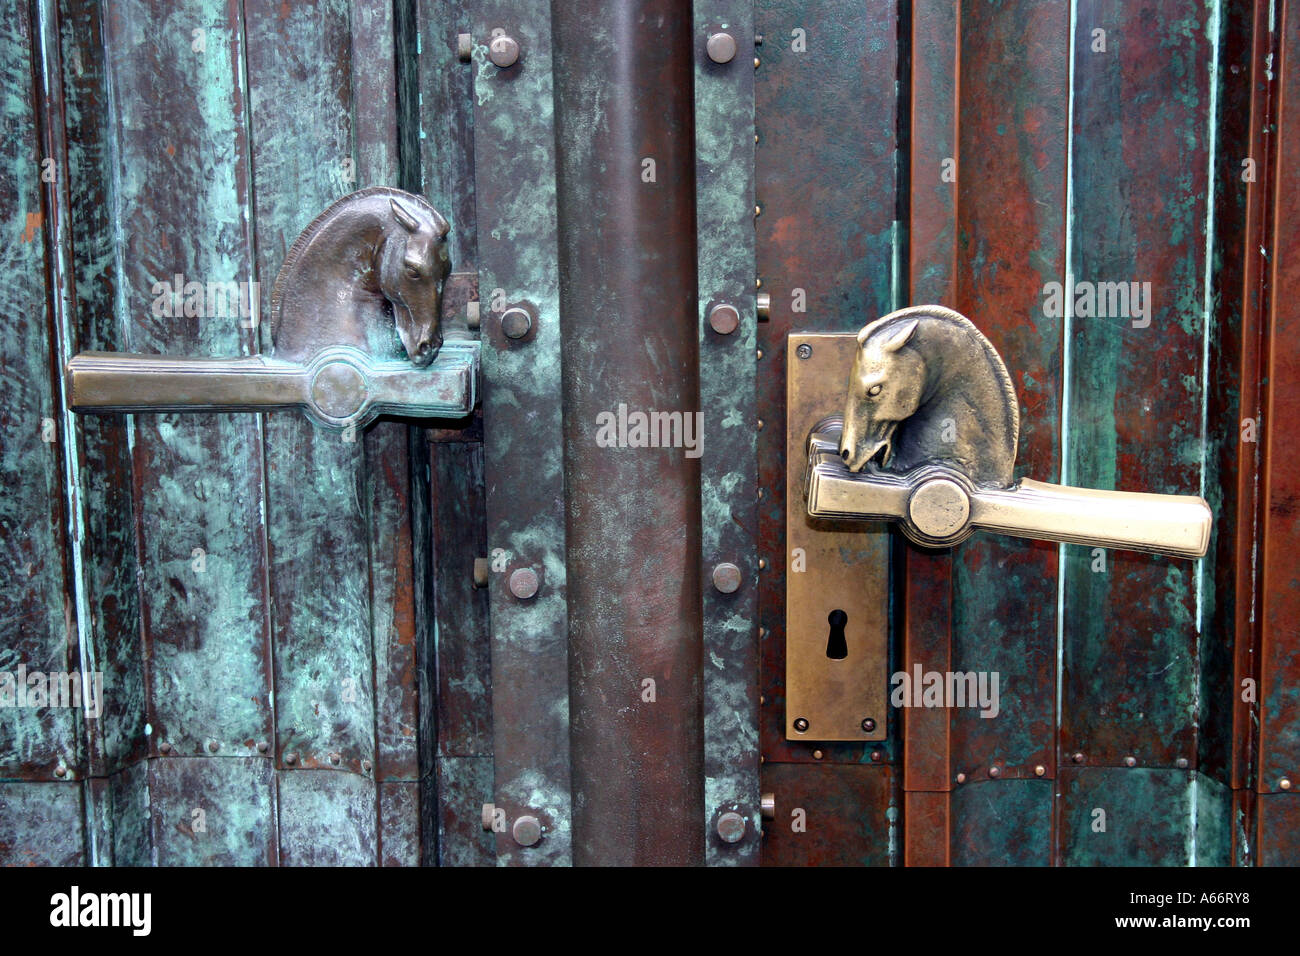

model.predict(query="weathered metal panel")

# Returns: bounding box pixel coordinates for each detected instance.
[378,780,421,866]
[695,0,761,868]
[553,0,705,867]
[1057,768,1231,866]
[1060,0,1213,771]
[1258,0,1300,798]
[947,0,1067,790]
[1255,793,1300,866]
[99,761,151,867]
[0,782,85,866]
[950,780,1052,866]
[435,754,495,867]
[0,0,79,782]
[148,757,275,866]
[246,0,376,775]
[472,0,573,866]
[277,770,376,866]
[759,764,896,867]
[754,0,900,775]
[99,0,273,764]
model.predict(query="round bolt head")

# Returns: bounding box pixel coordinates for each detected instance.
[1176,757,1189,769]
[513,814,543,846]
[706,31,737,64]
[716,811,747,844]
[709,303,740,335]
[1072,751,1085,764]
[256,740,269,754]
[908,477,972,541]
[361,759,373,773]
[1034,764,1046,777]
[870,750,882,763]
[760,793,776,820]
[712,562,742,594]
[792,717,809,733]
[988,766,1001,778]
[1124,755,1137,767]
[489,34,520,68]
[159,741,172,755]
[329,752,342,766]
[1281,778,1293,791]
[54,765,67,778]
[284,752,298,766]
[812,749,824,760]
[508,567,540,600]
[796,343,813,360]
[861,717,876,733]
[207,739,219,754]
[500,307,532,340]
[956,772,966,784]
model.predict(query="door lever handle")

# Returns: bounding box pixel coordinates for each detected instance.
[65,187,477,430]
[806,306,1212,559]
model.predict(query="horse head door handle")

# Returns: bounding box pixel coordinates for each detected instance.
[806,305,1211,559]
[65,187,477,430]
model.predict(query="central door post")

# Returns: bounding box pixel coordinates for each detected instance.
[552,0,705,865]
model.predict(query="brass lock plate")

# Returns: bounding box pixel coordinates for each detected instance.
[785,333,890,742]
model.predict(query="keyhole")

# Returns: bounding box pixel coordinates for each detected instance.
[825,609,848,660]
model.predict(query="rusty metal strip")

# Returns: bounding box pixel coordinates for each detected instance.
[471,0,572,865]
[694,0,760,866]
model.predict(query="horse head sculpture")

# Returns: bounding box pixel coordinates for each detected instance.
[271,186,450,367]
[839,305,1020,487]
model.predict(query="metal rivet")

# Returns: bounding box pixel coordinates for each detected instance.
[159,741,172,755]
[708,303,740,335]
[329,752,342,766]
[758,627,766,638]
[870,750,882,763]
[1124,755,1137,767]
[706,32,737,64]
[758,558,767,570]
[284,752,298,766]
[54,765,67,778]
[756,348,763,360]
[760,793,776,820]
[1281,778,1293,791]
[489,33,519,68]
[361,759,372,773]
[513,814,542,846]
[956,772,966,784]
[759,694,765,705]
[457,33,473,62]
[1072,752,1085,764]
[754,56,761,68]
[796,343,812,360]
[716,811,746,843]
[989,766,1001,778]
[256,741,269,754]
[500,307,531,339]
[1034,764,1046,777]
[757,418,764,430]
[754,204,761,216]
[861,717,876,733]
[1176,757,1189,769]
[509,567,539,600]
[712,562,742,594]
[756,291,771,320]
[473,557,490,588]
[812,749,824,760]
[755,277,763,288]
[793,717,809,733]
[207,739,219,754]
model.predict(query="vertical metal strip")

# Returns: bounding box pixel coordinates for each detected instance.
[470,0,573,866]
[694,2,760,865]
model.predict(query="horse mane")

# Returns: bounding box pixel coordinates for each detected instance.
[861,304,1020,448]
[270,186,440,335]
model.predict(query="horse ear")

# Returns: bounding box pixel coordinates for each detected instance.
[390,198,421,233]
[880,317,919,353]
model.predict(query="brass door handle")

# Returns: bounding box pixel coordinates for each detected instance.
[65,188,477,430]
[807,306,1212,559]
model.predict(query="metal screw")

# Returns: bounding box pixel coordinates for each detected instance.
[989,766,1001,778]
[870,750,882,763]
[796,343,812,360]
[509,567,539,600]
[256,741,269,754]
[812,749,824,760]
[716,811,746,843]
[760,793,776,820]
[207,739,219,754]
[457,33,473,62]
[712,562,742,594]
[709,303,740,335]
[500,307,531,339]
[489,33,520,68]
[956,772,966,784]
[284,752,298,766]
[513,814,542,846]
[861,717,876,733]
[1072,752,1085,764]
[329,752,342,766]
[793,717,809,733]
[754,56,761,69]
[1034,764,1046,777]
[706,32,737,64]
[1176,757,1189,769]
[1281,778,1293,791]
[473,556,490,588]
[54,765,67,778]
[1124,755,1137,767]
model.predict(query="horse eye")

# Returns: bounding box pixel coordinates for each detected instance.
[867,384,883,397]
[406,265,422,279]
